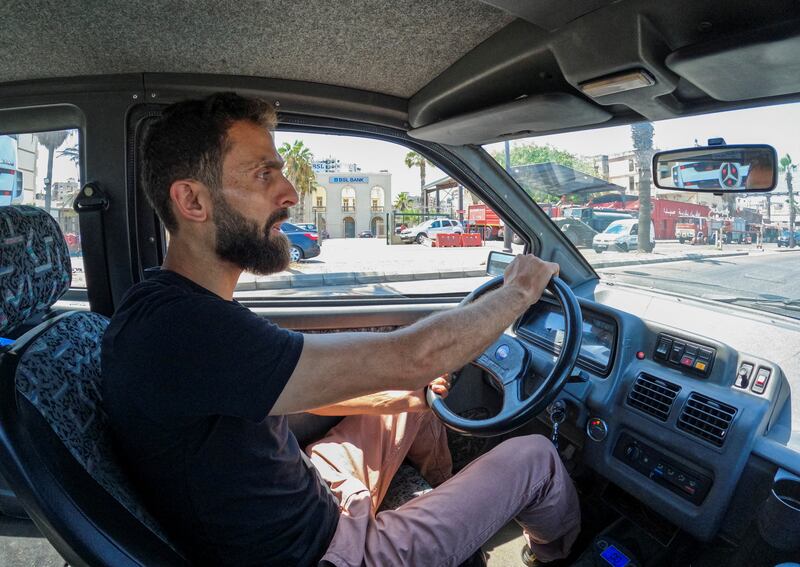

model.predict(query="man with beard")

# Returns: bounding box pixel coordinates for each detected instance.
[102,93,580,567]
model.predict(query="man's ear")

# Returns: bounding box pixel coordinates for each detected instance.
[169,180,212,225]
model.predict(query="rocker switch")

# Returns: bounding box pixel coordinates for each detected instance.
[751,368,771,394]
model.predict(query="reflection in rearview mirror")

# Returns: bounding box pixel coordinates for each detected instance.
[653,145,777,193]
[486,250,514,276]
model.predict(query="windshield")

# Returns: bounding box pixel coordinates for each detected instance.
[484,102,800,320]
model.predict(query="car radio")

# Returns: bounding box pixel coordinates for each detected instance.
[613,432,712,505]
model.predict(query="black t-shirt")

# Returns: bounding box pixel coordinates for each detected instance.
[101,270,338,566]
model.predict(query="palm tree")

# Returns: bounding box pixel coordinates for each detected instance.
[779,154,797,248]
[404,151,428,205]
[35,130,70,214]
[393,191,412,211]
[57,145,80,165]
[278,140,315,222]
[631,122,655,252]
[723,194,738,217]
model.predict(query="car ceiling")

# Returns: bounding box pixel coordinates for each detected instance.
[2,0,800,144]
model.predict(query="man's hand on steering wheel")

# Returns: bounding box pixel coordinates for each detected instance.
[502,255,561,307]
[427,254,582,437]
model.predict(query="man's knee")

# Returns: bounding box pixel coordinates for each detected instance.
[495,434,560,470]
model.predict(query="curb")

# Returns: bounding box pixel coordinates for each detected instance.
[249,250,763,290]
[591,251,748,269]
[254,268,484,289]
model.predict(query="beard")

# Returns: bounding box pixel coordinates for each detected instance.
[212,194,290,275]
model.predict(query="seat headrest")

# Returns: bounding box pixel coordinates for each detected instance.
[0,206,72,336]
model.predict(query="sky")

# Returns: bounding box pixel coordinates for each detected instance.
[41,100,800,200]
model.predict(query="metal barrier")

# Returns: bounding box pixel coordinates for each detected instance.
[436,233,461,247]
[461,233,482,247]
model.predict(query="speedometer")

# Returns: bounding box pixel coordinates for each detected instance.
[516,302,617,375]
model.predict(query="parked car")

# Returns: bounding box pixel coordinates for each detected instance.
[592,219,655,253]
[280,222,321,262]
[400,218,462,244]
[358,230,374,238]
[551,217,598,248]
[776,230,800,247]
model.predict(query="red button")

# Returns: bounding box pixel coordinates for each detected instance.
[755,376,767,386]
[681,356,695,367]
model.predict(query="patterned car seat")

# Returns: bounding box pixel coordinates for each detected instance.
[0,206,186,565]
[0,206,484,566]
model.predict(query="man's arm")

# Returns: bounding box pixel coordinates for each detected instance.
[305,376,451,416]
[270,255,558,415]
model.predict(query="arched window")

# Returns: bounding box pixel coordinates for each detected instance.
[314,186,327,209]
[341,187,356,211]
[370,186,385,211]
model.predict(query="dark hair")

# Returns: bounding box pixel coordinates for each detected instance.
[140,92,277,232]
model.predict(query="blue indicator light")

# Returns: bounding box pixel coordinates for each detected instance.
[600,545,630,567]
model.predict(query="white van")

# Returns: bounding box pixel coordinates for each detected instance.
[592,219,655,253]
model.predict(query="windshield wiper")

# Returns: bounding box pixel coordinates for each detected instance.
[712,296,800,312]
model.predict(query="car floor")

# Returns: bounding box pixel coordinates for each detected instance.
[0,514,65,567]
[483,520,530,566]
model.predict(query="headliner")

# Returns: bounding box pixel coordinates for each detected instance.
[0,0,512,98]
[3,0,800,141]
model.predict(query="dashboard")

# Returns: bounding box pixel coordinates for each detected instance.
[516,299,617,375]
[506,283,796,543]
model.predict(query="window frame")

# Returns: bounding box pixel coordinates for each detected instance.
[130,112,563,307]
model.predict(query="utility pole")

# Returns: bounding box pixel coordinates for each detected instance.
[503,140,513,252]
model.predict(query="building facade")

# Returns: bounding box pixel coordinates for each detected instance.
[305,172,392,238]
[16,133,38,204]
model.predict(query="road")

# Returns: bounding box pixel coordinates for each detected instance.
[67,238,797,294]
[600,248,800,311]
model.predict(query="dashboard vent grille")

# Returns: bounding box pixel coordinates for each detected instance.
[678,393,737,447]
[627,374,681,422]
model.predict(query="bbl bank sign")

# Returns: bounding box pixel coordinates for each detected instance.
[329,176,369,184]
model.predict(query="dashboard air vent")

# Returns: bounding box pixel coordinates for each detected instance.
[626,374,681,422]
[678,393,737,447]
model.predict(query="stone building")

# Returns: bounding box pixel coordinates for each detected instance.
[304,172,392,238]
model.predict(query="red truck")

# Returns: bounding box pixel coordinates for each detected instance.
[675,216,711,244]
[466,204,502,240]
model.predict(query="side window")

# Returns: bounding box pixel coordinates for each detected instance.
[230,131,525,298]
[631,224,638,235]
[1,130,83,287]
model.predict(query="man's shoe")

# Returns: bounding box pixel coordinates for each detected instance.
[521,545,570,567]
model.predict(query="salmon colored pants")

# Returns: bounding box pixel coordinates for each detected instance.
[307,410,581,567]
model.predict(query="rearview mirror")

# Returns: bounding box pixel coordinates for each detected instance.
[486,250,514,276]
[652,144,777,192]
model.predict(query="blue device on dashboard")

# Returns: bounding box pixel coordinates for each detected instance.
[600,545,631,567]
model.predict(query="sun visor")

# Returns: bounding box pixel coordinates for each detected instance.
[407,93,611,145]
[666,21,800,102]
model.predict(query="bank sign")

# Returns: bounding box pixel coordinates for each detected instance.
[329,176,369,184]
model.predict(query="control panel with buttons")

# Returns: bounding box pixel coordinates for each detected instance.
[654,333,715,377]
[614,432,712,505]
[734,363,772,394]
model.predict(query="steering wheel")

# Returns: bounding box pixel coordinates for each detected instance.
[427,275,582,437]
